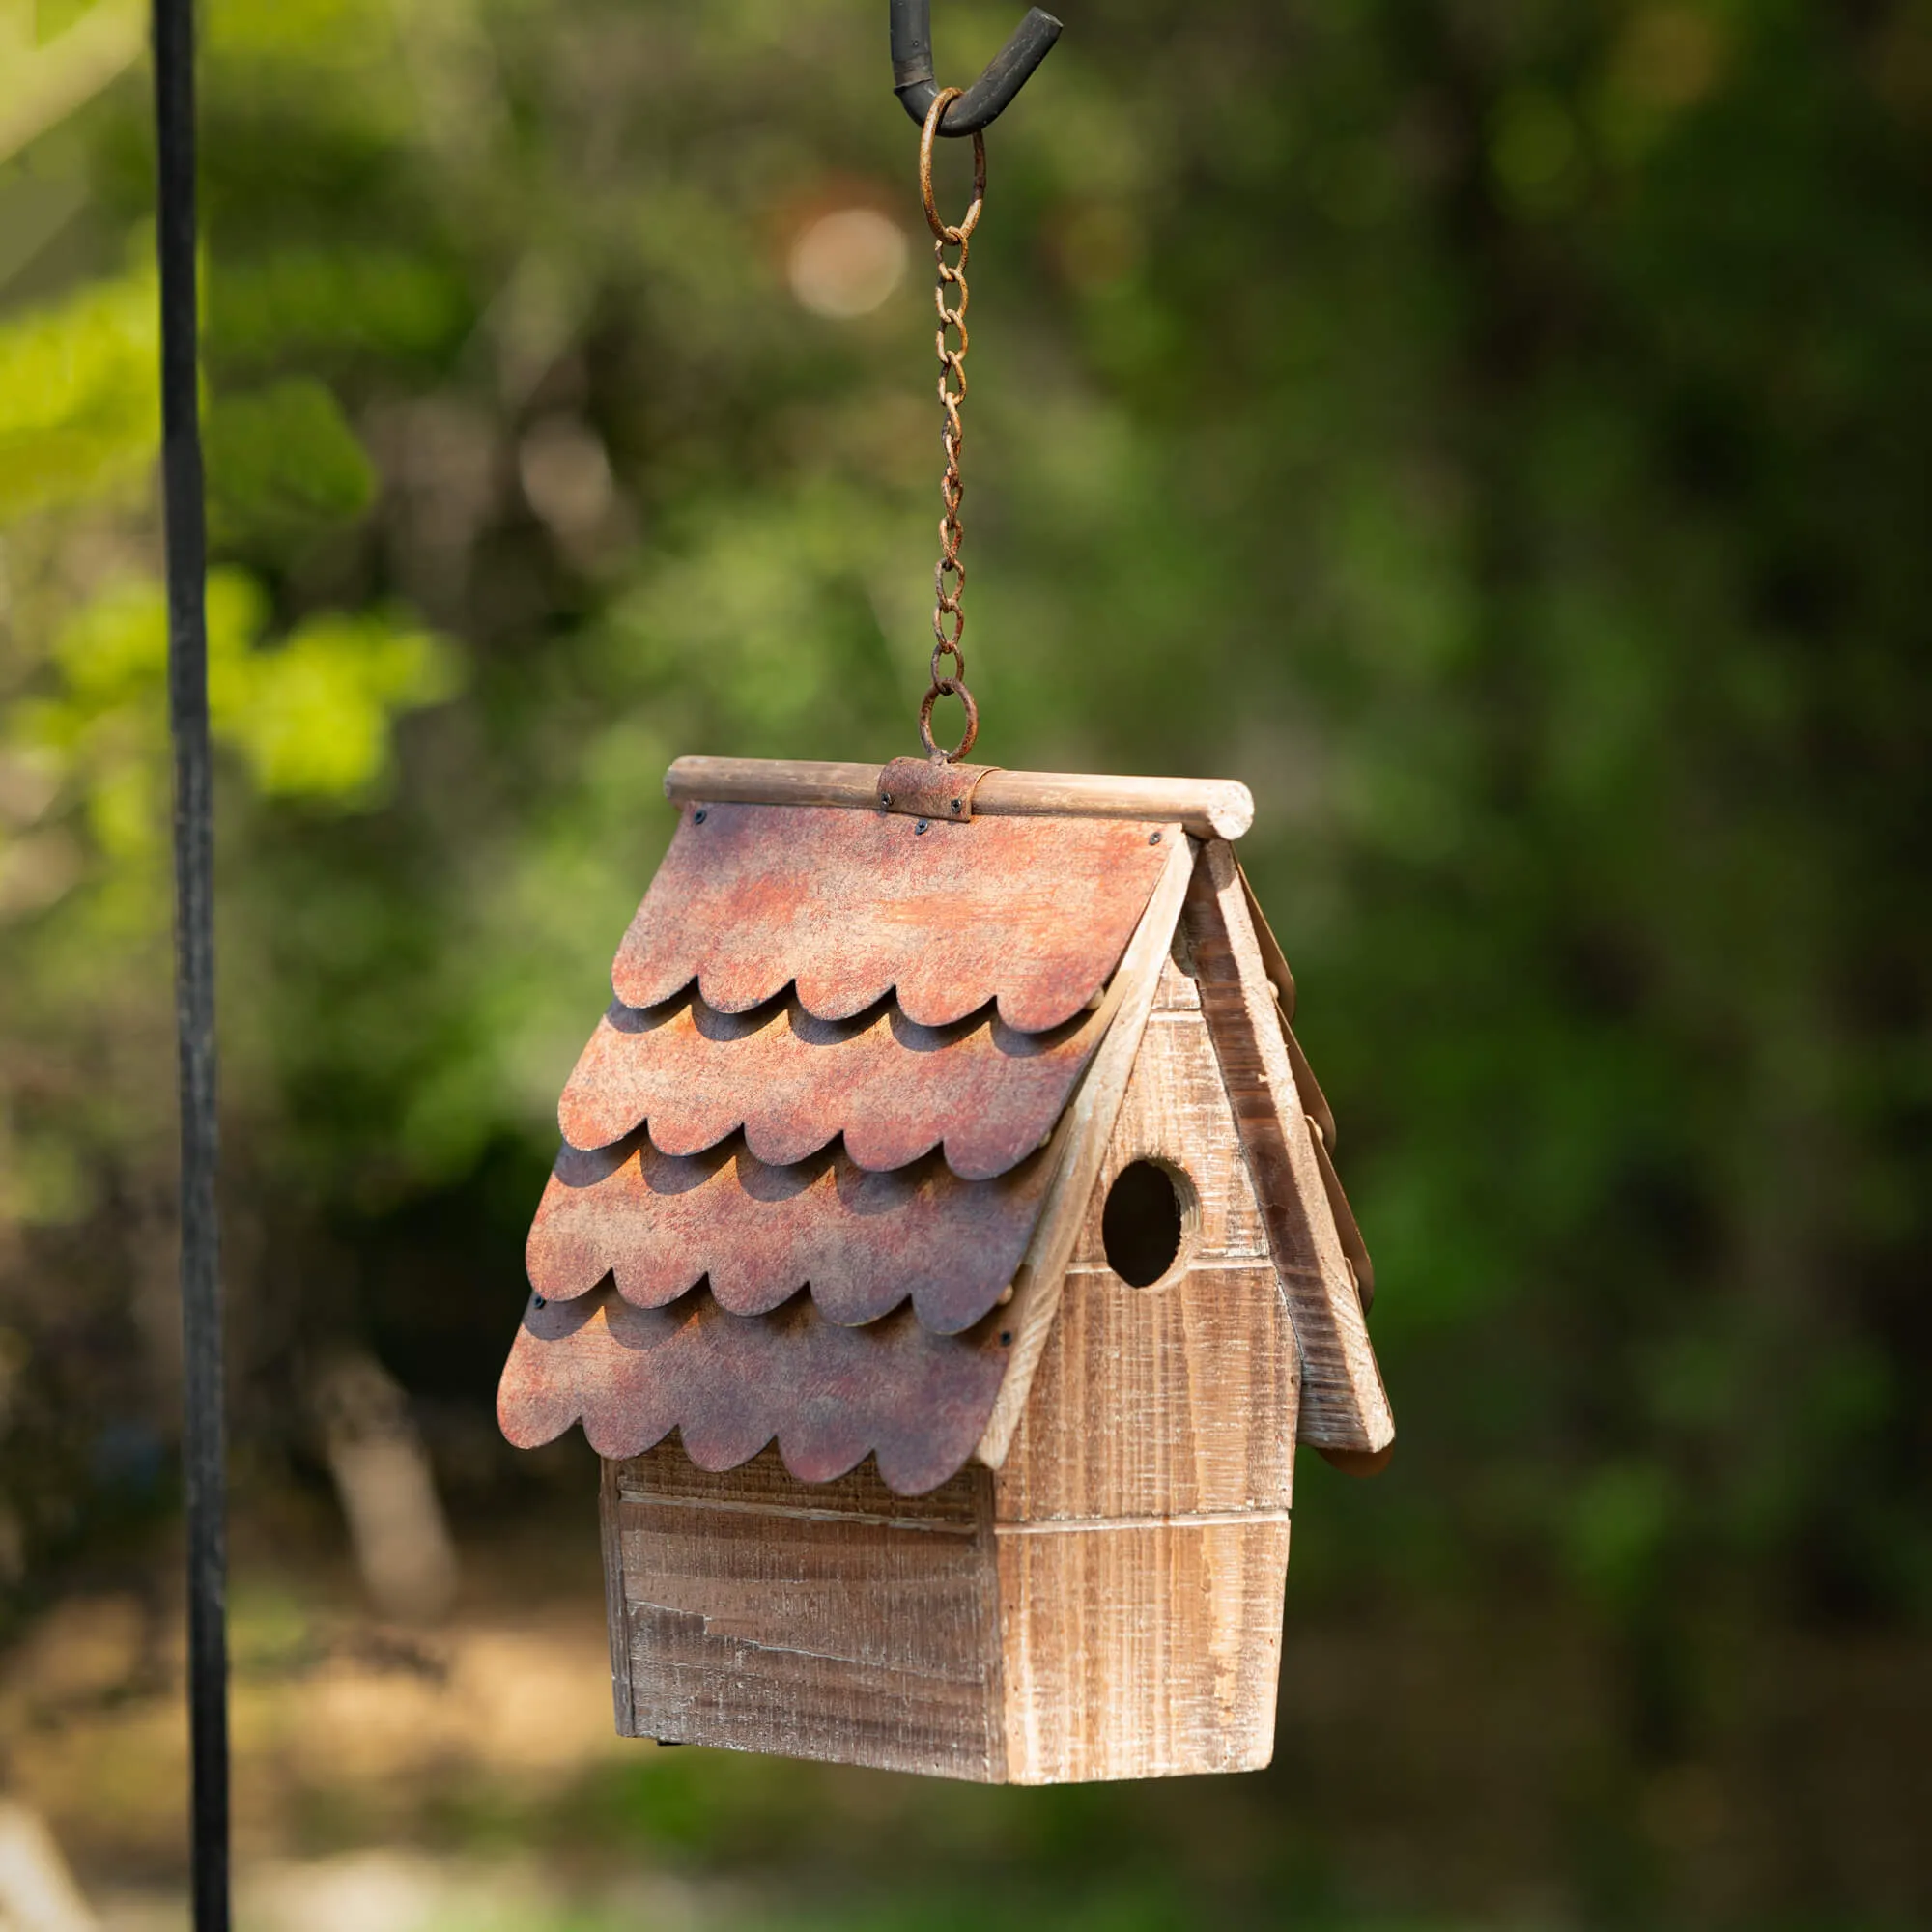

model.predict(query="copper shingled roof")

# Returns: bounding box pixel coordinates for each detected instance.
[611,803,1171,1029]
[557,991,1103,1179]
[527,1136,1051,1333]
[499,798,1179,1493]
[499,1285,1009,1495]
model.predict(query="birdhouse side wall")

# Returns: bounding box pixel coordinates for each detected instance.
[600,1448,1004,1779]
[988,951,1299,1783]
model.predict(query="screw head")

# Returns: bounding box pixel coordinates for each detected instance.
[693,809,708,825]
[915,819,929,835]
[880,792,892,807]
[950,798,963,813]
[1149,830,1162,844]
[999,1330,1012,1346]
[531,1294,547,1308]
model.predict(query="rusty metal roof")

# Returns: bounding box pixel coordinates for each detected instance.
[556,991,1102,1180]
[611,803,1171,1031]
[526,1134,1050,1333]
[500,789,1183,1493]
[497,1284,1010,1495]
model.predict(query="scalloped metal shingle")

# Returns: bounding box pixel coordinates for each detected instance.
[526,1134,1051,1334]
[557,991,1103,1179]
[498,1284,1011,1496]
[611,803,1171,1030]
[499,797,1180,1492]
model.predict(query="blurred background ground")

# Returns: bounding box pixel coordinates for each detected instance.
[2,0,1929,1926]
[5,1483,1929,1929]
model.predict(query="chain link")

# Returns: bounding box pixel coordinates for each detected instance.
[916,89,984,763]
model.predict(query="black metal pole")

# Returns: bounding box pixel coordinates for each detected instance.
[153,1,229,1927]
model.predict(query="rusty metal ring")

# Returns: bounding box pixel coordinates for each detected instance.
[921,89,985,243]
[919,675,980,762]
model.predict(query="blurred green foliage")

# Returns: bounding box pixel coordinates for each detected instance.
[0,265,155,519]
[1,0,1929,1922]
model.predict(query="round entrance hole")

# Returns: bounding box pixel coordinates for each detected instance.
[1100,1159,1195,1288]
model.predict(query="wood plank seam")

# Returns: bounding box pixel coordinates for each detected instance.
[993,1509,1291,1534]
[614,1492,981,1535]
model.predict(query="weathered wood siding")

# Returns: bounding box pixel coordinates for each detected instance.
[991,952,1297,1781]
[604,1446,1003,1779]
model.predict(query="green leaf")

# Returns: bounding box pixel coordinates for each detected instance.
[212,606,460,801]
[36,569,461,818]
[205,376,378,541]
[0,270,156,523]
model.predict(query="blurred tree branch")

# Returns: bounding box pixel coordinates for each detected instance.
[0,1,145,167]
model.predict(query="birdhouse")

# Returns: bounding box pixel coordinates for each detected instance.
[497,755,1393,1784]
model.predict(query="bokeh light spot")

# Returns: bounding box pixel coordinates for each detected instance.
[787,208,908,319]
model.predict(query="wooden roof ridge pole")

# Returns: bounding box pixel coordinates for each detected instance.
[154,0,230,1925]
[975,829,1198,1466]
[665,755,1256,842]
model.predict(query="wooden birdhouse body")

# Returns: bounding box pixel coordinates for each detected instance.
[499,760,1391,1785]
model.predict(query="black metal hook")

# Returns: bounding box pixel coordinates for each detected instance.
[891,0,1063,135]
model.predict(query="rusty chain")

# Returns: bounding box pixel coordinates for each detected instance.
[917,88,984,763]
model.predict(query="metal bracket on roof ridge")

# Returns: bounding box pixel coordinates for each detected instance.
[876,755,1002,824]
